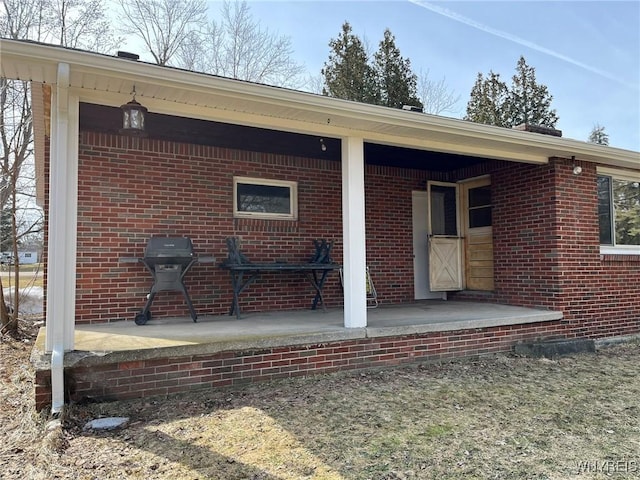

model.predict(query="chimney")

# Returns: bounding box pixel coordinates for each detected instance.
[402,105,423,113]
[117,51,140,61]
[512,123,562,137]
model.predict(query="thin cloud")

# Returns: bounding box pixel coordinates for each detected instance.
[409,0,638,90]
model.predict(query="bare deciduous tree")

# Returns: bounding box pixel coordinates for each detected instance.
[177,0,305,88]
[0,77,34,334]
[417,69,460,116]
[117,0,208,66]
[44,0,123,53]
[0,0,119,334]
[0,0,44,40]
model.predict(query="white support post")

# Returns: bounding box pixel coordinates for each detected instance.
[341,136,367,328]
[45,63,78,354]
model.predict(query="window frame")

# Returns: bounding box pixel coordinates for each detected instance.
[597,167,640,255]
[233,176,298,220]
[467,184,492,228]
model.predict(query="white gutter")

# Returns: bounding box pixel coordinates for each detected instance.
[2,38,638,170]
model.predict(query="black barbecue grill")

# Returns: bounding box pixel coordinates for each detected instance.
[122,237,214,325]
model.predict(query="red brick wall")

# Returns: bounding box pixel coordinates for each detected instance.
[454,157,640,338]
[364,165,447,305]
[71,133,449,323]
[74,132,345,322]
[34,319,564,409]
[492,159,565,309]
[48,131,639,338]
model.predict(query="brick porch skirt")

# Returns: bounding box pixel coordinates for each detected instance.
[33,320,565,411]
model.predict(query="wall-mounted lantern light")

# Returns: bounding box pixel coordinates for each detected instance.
[120,85,147,136]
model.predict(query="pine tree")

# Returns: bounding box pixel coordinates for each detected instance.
[321,22,379,104]
[464,72,510,127]
[465,56,558,128]
[0,209,12,252]
[588,124,609,145]
[509,56,558,127]
[373,29,422,109]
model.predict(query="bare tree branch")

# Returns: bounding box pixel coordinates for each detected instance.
[117,0,207,66]
[176,0,305,88]
[417,69,460,116]
[1,0,118,333]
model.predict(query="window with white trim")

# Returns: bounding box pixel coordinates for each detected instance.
[233,177,298,220]
[597,168,640,253]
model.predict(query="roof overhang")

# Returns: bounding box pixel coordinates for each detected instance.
[2,38,639,192]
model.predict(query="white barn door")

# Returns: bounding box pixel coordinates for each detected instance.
[427,182,463,291]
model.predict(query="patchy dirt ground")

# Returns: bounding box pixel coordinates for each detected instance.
[2,319,639,480]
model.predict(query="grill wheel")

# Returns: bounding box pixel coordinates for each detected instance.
[134,310,151,325]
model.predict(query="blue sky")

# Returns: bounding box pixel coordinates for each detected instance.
[215,0,639,151]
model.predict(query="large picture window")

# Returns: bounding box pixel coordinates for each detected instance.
[597,168,640,253]
[233,177,298,220]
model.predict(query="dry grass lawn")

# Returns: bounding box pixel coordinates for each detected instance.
[1,319,639,479]
[1,264,44,289]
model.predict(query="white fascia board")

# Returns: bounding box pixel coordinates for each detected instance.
[4,39,639,170]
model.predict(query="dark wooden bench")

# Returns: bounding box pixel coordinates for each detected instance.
[220,237,341,318]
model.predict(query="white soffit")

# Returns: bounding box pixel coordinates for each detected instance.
[2,38,639,169]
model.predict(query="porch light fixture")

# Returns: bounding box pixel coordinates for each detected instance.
[320,138,327,151]
[571,156,582,175]
[120,85,147,136]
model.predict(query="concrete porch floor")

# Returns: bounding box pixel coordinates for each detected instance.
[33,301,563,367]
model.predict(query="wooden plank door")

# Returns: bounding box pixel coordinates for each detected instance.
[461,177,494,291]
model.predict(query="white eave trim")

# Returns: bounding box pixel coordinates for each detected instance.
[2,38,639,170]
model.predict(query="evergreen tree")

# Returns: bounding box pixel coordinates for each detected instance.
[509,56,558,127]
[588,124,609,145]
[612,178,640,245]
[373,29,422,109]
[321,22,379,104]
[0,209,12,252]
[465,56,558,128]
[464,71,510,127]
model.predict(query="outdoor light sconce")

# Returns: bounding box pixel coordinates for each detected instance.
[571,156,582,175]
[120,86,148,136]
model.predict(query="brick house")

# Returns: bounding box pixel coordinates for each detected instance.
[2,40,638,411]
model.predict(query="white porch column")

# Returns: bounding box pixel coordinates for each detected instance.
[45,63,78,353]
[341,136,367,328]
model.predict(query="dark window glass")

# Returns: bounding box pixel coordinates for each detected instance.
[237,183,291,214]
[469,207,492,228]
[598,176,613,245]
[468,185,492,228]
[469,186,491,208]
[430,185,458,235]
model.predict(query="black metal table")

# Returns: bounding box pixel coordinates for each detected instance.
[220,262,341,318]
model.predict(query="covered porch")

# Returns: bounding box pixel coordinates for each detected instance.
[7,38,629,411]
[51,301,563,355]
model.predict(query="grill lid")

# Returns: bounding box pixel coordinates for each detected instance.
[144,237,194,258]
